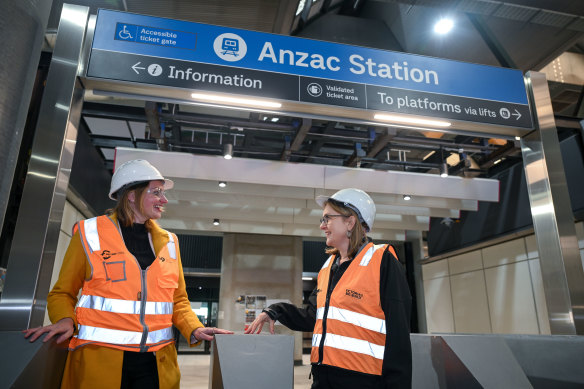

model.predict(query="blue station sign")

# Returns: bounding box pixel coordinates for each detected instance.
[87,9,533,129]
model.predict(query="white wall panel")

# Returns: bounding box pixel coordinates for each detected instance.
[528,258,551,334]
[451,270,491,333]
[485,261,539,334]
[482,239,528,269]
[448,250,483,275]
[422,260,449,280]
[423,277,454,333]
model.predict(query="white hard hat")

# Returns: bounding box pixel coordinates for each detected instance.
[316,188,376,232]
[109,159,174,200]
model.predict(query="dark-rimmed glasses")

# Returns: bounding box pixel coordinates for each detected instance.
[319,214,347,225]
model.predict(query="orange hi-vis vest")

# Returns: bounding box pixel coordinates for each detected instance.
[311,242,396,376]
[69,215,179,352]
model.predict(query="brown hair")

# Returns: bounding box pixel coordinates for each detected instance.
[106,182,149,227]
[324,200,368,259]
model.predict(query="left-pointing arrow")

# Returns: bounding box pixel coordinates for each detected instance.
[132,62,146,74]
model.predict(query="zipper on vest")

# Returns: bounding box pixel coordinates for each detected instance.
[318,262,336,364]
[138,269,149,352]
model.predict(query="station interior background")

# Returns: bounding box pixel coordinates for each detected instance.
[1,0,584,380]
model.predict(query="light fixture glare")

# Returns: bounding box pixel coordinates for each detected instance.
[191,93,281,108]
[218,181,227,188]
[213,218,220,226]
[374,114,451,127]
[403,194,411,201]
[434,18,454,35]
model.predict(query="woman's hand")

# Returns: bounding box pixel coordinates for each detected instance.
[191,326,234,343]
[244,312,275,334]
[22,317,75,344]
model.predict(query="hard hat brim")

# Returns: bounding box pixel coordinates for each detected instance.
[315,195,329,208]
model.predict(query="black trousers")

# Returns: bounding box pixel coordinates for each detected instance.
[311,364,383,389]
[120,351,159,389]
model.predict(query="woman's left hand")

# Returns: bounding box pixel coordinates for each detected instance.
[191,326,234,342]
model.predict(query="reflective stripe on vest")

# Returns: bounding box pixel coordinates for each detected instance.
[316,306,386,334]
[167,231,176,259]
[84,217,100,252]
[312,333,384,360]
[359,244,386,266]
[77,324,173,345]
[78,294,173,315]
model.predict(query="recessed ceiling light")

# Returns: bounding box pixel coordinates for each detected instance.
[403,194,411,201]
[219,181,227,188]
[213,219,220,226]
[434,18,454,35]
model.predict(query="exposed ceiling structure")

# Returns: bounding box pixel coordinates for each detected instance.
[42,0,584,237]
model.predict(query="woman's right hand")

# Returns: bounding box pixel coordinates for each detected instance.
[22,317,75,344]
[244,312,275,334]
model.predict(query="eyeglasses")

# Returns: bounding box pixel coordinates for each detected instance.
[319,214,347,225]
[147,188,167,198]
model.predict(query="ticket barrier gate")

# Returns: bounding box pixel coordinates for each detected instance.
[210,334,294,389]
[2,332,584,388]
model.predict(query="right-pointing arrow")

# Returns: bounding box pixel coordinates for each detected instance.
[512,109,521,120]
[131,62,146,74]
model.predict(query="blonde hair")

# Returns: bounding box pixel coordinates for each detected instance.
[106,182,149,227]
[324,200,368,259]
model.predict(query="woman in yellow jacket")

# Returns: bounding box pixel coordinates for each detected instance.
[23,159,232,388]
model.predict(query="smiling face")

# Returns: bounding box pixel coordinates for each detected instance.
[320,203,355,252]
[128,180,168,223]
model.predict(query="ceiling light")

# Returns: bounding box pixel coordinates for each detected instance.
[374,114,451,127]
[515,136,521,140]
[302,277,313,281]
[218,181,227,188]
[213,219,220,226]
[403,194,411,201]
[434,18,454,35]
[271,117,279,122]
[440,162,449,178]
[422,150,436,161]
[223,143,233,160]
[191,93,282,109]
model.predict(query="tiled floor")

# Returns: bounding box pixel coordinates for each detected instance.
[178,353,312,388]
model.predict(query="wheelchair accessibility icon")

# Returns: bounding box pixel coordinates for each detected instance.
[213,33,247,62]
[118,25,133,40]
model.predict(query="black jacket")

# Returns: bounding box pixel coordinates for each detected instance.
[264,243,412,388]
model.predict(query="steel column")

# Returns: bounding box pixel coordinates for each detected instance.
[521,71,584,335]
[0,5,90,330]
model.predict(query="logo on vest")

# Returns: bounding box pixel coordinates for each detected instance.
[100,250,123,260]
[345,288,363,300]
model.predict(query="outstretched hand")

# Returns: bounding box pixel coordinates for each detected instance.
[192,326,234,342]
[22,317,75,344]
[244,312,275,334]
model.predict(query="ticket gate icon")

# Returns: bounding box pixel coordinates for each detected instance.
[221,38,239,56]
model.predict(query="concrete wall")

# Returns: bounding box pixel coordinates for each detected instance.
[422,221,584,335]
[218,233,303,362]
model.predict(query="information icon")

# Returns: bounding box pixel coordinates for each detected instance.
[307,83,322,97]
[148,64,163,76]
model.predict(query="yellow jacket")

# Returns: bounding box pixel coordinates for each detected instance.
[48,215,204,389]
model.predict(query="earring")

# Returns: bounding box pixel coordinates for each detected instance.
[346,230,352,238]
